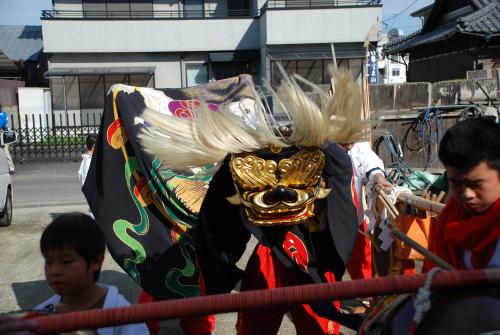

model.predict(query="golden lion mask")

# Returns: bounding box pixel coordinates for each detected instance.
[227,148,330,226]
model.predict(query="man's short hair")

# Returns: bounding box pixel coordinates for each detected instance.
[40,213,105,281]
[439,118,500,173]
[86,133,97,150]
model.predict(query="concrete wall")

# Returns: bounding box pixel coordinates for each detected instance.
[370,77,499,113]
[370,83,431,112]
[263,7,381,45]
[370,75,500,169]
[42,18,260,53]
[0,78,24,106]
[18,88,52,129]
[372,113,461,170]
[431,79,498,106]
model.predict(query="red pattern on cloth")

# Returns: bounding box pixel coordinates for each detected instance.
[425,197,500,270]
[236,244,340,335]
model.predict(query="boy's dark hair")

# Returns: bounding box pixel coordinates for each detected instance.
[439,118,500,173]
[86,133,97,150]
[40,213,105,281]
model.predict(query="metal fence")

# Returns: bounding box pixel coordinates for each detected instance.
[42,9,259,19]
[41,1,381,20]
[7,113,101,163]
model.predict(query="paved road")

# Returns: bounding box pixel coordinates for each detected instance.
[13,161,86,208]
[0,162,299,334]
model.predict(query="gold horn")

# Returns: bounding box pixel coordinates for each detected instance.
[317,188,332,199]
[226,193,242,205]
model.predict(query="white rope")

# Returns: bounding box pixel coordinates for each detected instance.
[413,267,442,325]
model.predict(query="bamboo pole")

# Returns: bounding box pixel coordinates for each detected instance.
[436,191,446,203]
[378,191,399,218]
[396,192,445,214]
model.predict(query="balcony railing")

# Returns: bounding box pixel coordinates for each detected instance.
[41,1,381,20]
[41,9,259,19]
[263,0,381,8]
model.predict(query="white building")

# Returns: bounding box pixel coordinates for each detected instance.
[41,0,382,120]
[377,33,408,84]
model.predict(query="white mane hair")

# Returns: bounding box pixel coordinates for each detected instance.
[139,67,367,171]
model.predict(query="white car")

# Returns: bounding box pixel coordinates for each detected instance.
[0,130,16,227]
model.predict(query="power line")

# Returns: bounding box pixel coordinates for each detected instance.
[383,0,421,23]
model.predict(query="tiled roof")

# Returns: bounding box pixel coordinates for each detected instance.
[384,24,456,54]
[471,0,495,8]
[458,2,500,34]
[384,0,500,54]
[0,26,43,62]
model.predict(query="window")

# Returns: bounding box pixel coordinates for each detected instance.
[184,0,204,18]
[79,75,105,109]
[104,74,128,94]
[106,0,130,18]
[130,0,153,18]
[82,0,106,18]
[228,0,250,16]
[186,64,209,87]
[349,59,362,82]
[50,72,154,116]
[50,76,80,126]
[323,60,334,85]
[51,78,65,110]
[214,62,253,81]
[283,60,297,74]
[271,58,365,89]
[66,77,80,111]
[82,0,153,18]
[130,74,154,87]
[392,68,401,77]
[298,60,323,85]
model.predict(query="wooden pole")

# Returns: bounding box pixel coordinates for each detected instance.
[376,190,455,270]
[396,192,445,214]
[33,269,499,334]
[389,226,454,270]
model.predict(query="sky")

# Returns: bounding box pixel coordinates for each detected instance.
[0,0,52,25]
[381,0,435,35]
[0,0,435,36]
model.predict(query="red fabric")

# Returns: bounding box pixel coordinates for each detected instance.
[347,220,372,279]
[424,197,500,270]
[180,274,216,335]
[138,290,160,335]
[236,244,340,335]
[139,280,216,335]
[401,260,416,275]
[347,171,372,280]
[180,315,216,335]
